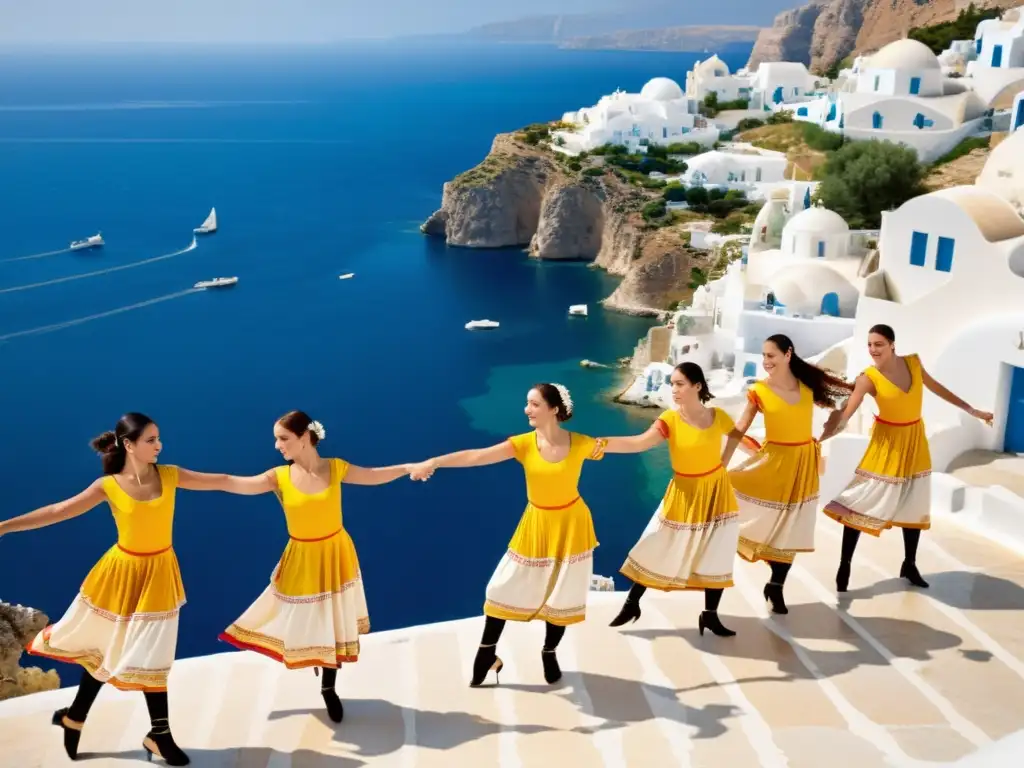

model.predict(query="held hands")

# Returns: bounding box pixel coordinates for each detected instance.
[408,460,437,482]
[969,408,994,426]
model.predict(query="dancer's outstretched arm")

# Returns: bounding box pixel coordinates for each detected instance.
[177,468,277,495]
[410,441,515,480]
[344,464,413,486]
[819,374,872,442]
[722,398,760,465]
[0,480,106,537]
[598,423,665,455]
[920,366,993,425]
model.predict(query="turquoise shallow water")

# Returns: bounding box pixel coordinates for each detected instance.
[0,42,749,674]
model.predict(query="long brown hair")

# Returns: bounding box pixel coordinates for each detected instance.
[766,334,852,408]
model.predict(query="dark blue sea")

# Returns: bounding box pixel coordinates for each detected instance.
[0,42,751,678]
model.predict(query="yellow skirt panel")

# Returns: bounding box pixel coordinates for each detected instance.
[730,442,819,507]
[273,528,363,598]
[857,420,931,480]
[506,499,597,560]
[662,468,738,525]
[80,546,185,617]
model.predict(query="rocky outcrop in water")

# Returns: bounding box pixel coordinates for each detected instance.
[0,601,60,701]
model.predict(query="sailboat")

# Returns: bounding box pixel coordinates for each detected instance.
[194,208,217,235]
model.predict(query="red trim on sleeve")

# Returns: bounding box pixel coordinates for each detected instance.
[746,388,762,411]
[655,418,670,438]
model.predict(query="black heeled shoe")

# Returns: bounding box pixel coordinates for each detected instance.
[470,643,504,687]
[900,560,930,588]
[541,648,562,684]
[142,721,190,766]
[763,583,789,615]
[322,687,344,723]
[609,599,642,627]
[52,708,84,761]
[836,560,851,593]
[698,611,736,637]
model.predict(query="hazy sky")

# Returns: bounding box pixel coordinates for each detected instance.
[0,0,627,43]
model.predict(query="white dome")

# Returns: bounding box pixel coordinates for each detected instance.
[865,38,941,71]
[640,77,684,101]
[768,263,859,316]
[696,55,729,74]
[782,205,849,237]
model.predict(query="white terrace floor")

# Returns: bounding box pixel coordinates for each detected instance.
[4,516,1024,768]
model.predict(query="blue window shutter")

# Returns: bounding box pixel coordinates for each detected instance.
[976,38,983,54]
[909,231,928,266]
[910,77,921,95]
[817,240,825,258]
[993,44,1003,67]
[743,362,756,377]
[935,236,954,272]
[1014,98,1024,130]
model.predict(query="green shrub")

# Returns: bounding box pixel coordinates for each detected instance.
[664,141,704,155]
[736,117,765,132]
[685,186,709,207]
[582,166,605,177]
[568,160,582,171]
[662,183,688,202]
[909,3,1000,55]
[642,200,668,221]
[767,111,793,125]
[724,189,747,201]
[801,123,845,151]
[689,267,709,290]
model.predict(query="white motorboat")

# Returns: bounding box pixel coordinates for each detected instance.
[194,276,238,289]
[194,208,217,234]
[465,319,499,330]
[569,304,588,316]
[339,273,355,280]
[70,233,104,251]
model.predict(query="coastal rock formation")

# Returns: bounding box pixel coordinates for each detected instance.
[529,184,606,260]
[422,132,721,313]
[747,0,1019,74]
[0,601,60,701]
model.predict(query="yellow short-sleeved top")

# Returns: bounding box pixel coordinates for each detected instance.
[747,381,814,444]
[864,354,924,425]
[102,464,179,555]
[507,431,604,509]
[274,458,350,541]
[656,408,735,475]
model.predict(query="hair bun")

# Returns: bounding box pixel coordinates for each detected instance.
[89,430,119,454]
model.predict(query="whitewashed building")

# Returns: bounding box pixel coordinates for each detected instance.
[554,77,719,153]
[681,148,787,188]
[685,55,754,103]
[970,6,1024,72]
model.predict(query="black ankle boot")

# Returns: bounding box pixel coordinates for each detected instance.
[541,648,562,684]
[470,643,503,687]
[763,583,788,615]
[322,688,344,723]
[142,722,190,766]
[609,598,641,627]
[52,708,84,761]
[698,611,736,637]
[900,560,930,588]
[836,560,851,592]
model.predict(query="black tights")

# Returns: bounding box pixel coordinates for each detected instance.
[321,667,338,692]
[479,616,566,650]
[840,526,922,564]
[625,581,725,612]
[768,561,792,585]
[66,670,174,733]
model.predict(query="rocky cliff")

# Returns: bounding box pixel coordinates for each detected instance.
[747,0,1019,74]
[0,601,60,701]
[421,133,728,315]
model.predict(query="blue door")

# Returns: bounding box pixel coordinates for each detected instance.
[817,240,826,258]
[803,188,811,209]
[827,103,836,121]
[820,292,840,316]
[1005,366,1024,453]
[773,86,783,104]
[743,361,757,378]
[1015,98,1024,131]
[910,77,921,95]
[993,44,1003,67]
[872,111,883,129]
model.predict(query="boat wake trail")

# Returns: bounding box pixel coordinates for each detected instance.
[0,288,201,342]
[0,247,73,263]
[0,239,197,294]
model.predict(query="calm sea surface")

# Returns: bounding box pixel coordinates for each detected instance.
[0,42,751,676]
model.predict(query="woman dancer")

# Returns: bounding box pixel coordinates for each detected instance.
[820,324,992,591]
[603,362,741,637]
[1,413,193,765]
[722,335,852,614]
[185,410,412,724]
[409,383,604,687]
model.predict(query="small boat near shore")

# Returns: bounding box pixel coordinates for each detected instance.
[194,208,217,235]
[465,319,499,330]
[194,276,238,289]
[70,233,104,251]
[339,273,355,280]
[569,304,588,316]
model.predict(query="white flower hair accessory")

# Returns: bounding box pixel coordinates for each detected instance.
[552,383,574,415]
[308,420,327,441]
